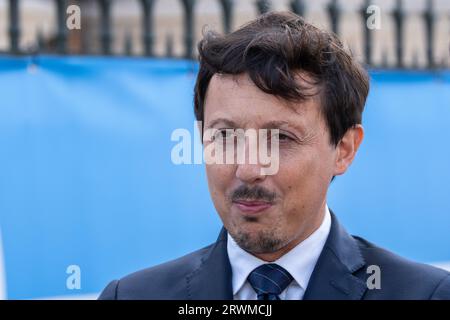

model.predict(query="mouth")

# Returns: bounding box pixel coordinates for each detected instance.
[232,199,273,214]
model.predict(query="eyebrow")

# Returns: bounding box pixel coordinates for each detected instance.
[205,118,236,129]
[205,118,305,132]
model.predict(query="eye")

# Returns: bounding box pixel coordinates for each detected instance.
[278,133,292,141]
[212,129,234,142]
[269,130,292,142]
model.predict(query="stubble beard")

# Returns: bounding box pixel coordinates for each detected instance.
[228,217,289,255]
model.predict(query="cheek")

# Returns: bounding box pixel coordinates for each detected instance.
[206,164,235,201]
[279,147,319,181]
[206,164,237,226]
[277,146,333,205]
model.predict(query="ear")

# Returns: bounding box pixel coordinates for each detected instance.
[333,124,364,176]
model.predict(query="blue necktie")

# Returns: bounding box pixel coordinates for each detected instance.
[247,263,294,300]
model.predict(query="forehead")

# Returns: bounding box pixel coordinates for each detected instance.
[204,73,321,129]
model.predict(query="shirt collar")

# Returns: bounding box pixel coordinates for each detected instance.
[227,205,332,295]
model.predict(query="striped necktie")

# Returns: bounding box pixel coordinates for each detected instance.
[247,263,294,300]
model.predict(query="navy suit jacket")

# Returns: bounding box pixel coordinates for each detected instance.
[98,212,450,300]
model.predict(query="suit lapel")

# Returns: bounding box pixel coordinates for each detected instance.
[303,211,367,300]
[186,227,234,299]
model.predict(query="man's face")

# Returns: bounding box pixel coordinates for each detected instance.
[203,73,341,258]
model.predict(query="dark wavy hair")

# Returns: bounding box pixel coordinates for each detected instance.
[193,11,369,146]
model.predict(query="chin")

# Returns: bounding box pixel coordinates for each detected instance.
[229,223,287,254]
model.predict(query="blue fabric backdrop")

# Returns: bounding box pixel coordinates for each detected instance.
[0,56,449,299]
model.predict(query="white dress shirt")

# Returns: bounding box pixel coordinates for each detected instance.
[227,205,332,300]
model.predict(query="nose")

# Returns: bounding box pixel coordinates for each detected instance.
[234,133,269,184]
[235,163,266,184]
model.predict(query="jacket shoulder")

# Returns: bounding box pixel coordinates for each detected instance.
[353,236,450,299]
[98,243,214,300]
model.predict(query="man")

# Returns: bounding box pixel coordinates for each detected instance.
[99,11,450,300]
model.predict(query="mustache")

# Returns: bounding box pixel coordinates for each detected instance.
[230,185,277,203]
